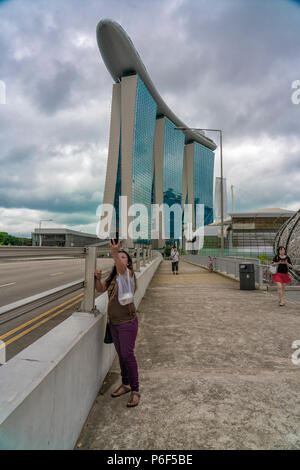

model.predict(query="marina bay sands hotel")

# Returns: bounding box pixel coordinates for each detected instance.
[96,19,217,248]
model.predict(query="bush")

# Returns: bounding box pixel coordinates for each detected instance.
[164,246,172,258]
[257,254,274,264]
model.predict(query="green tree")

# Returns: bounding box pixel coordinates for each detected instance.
[0,232,31,246]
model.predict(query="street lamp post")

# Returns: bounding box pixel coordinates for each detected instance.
[39,219,53,246]
[175,127,224,256]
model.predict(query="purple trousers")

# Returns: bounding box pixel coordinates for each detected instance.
[109,316,139,392]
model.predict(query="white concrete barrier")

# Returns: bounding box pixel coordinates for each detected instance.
[0,340,5,365]
[0,254,162,450]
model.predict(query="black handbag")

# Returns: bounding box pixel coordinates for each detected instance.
[104,322,113,344]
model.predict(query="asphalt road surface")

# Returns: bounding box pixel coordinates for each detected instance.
[0,258,113,307]
[0,258,114,362]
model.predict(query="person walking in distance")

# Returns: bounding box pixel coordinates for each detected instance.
[94,240,140,407]
[271,246,293,307]
[170,245,180,275]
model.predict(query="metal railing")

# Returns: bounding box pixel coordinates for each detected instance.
[0,279,85,325]
[182,254,300,289]
[0,245,154,321]
[82,245,154,313]
[0,245,115,259]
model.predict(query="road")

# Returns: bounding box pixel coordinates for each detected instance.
[0,258,114,362]
[0,258,112,306]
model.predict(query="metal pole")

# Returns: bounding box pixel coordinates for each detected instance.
[231,184,234,212]
[220,130,224,257]
[136,246,140,272]
[82,246,97,313]
[143,248,146,266]
[38,218,53,247]
[39,220,42,247]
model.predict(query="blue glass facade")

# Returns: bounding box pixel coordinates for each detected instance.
[132,76,157,243]
[110,75,215,245]
[162,118,185,241]
[193,142,215,226]
[151,168,155,204]
[99,21,218,247]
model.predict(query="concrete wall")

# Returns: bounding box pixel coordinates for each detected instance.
[0,254,162,450]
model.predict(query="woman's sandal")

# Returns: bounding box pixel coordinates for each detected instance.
[111,384,131,398]
[127,391,140,408]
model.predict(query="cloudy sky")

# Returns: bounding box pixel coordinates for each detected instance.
[0,0,300,237]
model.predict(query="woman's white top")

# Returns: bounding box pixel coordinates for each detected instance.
[116,268,135,305]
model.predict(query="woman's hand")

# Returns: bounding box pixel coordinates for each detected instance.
[110,239,126,275]
[110,239,121,256]
[94,269,106,292]
[94,269,102,280]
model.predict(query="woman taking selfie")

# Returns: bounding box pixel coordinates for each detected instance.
[271,246,293,307]
[94,240,140,407]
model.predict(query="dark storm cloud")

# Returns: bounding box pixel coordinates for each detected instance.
[0,191,98,214]
[0,141,106,213]
[2,145,38,164]
[143,0,300,139]
[0,0,300,236]
[32,61,80,115]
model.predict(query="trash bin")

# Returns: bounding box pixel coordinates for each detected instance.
[239,263,255,290]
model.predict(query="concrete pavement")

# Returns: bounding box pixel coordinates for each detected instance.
[76,261,300,450]
[269,289,300,305]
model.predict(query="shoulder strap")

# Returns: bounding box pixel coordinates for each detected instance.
[107,276,118,299]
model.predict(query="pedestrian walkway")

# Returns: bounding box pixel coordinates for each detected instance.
[270,289,300,305]
[76,261,300,450]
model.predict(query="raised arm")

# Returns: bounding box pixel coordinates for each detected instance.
[94,269,107,292]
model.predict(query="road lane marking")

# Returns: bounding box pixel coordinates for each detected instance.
[49,272,64,276]
[0,293,83,341]
[0,282,16,288]
[0,299,82,349]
